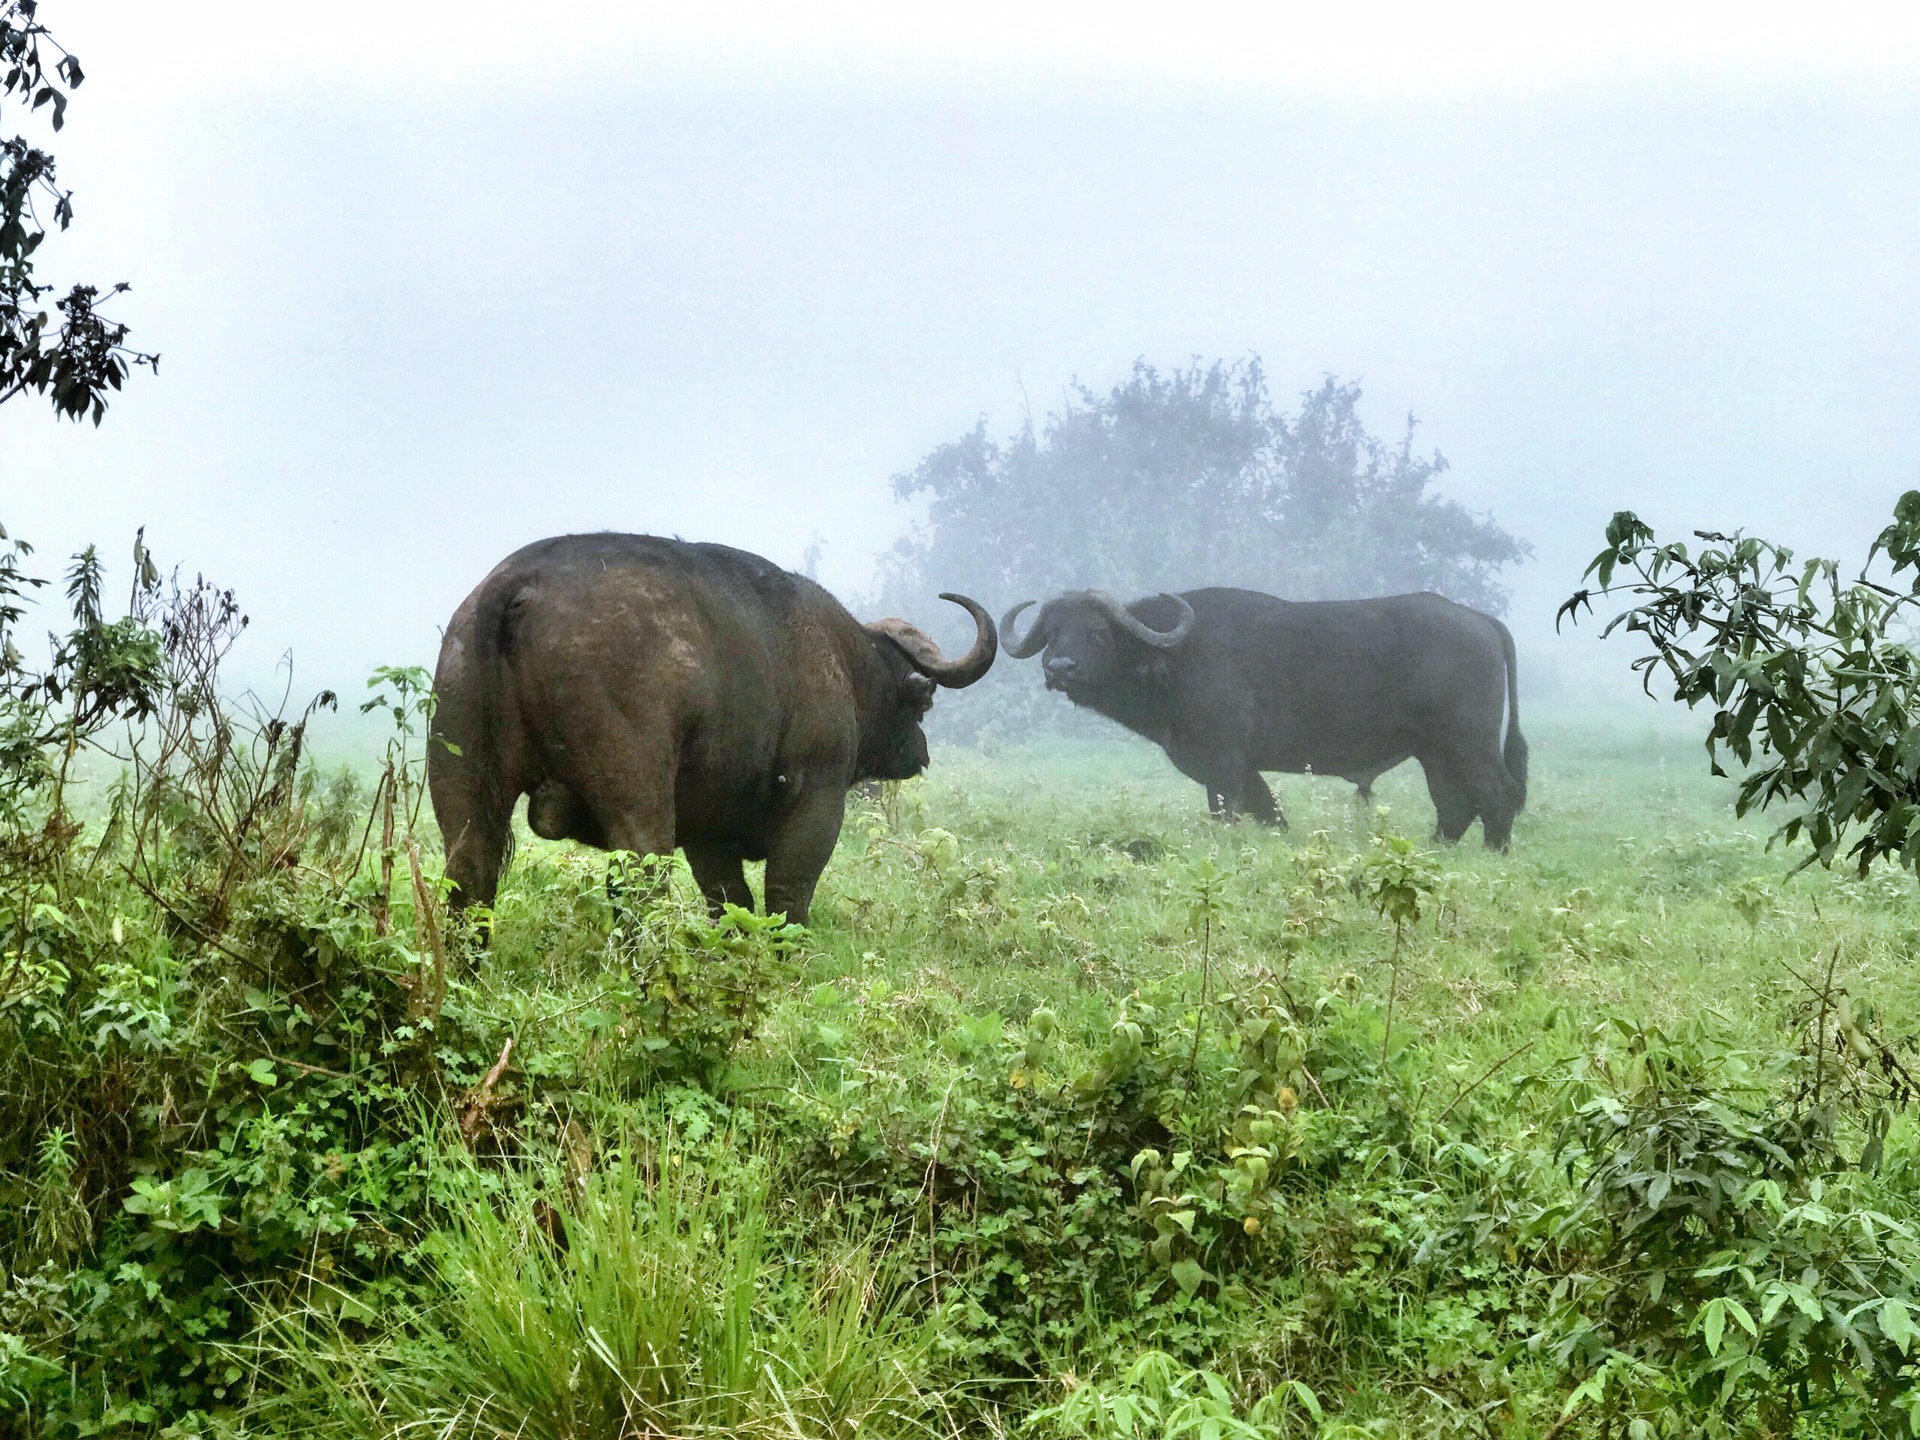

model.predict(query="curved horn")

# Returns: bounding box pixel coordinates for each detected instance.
[999,599,1049,659]
[865,592,998,688]
[1087,590,1195,649]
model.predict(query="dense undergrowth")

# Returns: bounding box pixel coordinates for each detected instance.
[6,539,1920,1437]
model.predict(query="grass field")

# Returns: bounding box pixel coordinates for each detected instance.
[7,705,1920,1437]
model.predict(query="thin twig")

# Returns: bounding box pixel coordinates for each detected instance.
[458,1038,515,1147]
[920,1078,958,1313]
[263,1054,363,1083]
[1298,1063,1330,1109]
[121,867,257,972]
[1814,944,1839,1104]
[1185,903,1211,1093]
[349,769,388,890]
[1381,921,1402,1069]
[407,840,447,1021]
[1435,1039,1539,1126]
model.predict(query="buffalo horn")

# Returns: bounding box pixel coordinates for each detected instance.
[866,592,998,688]
[999,599,1049,659]
[1087,590,1195,649]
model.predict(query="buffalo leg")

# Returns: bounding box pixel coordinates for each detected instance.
[1236,768,1285,828]
[431,770,513,916]
[1204,769,1282,827]
[684,841,754,916]
[1168,741,1259,825]
[1481,798,1518,852]
[763,791,847,926]
[1203,784,1249,822]
[1447,749,1516,851]
[1422,760,1478,844]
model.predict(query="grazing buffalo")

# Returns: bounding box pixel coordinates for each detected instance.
[428,534,997,924]
[1000,587,1526,847]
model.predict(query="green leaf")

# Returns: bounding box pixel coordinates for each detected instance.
[1725,1297,1757,1337]
[1287,1381,1323,1421]
[1170,1259,1207,1295]
[246,1058,278,1087]
[1881,1297,1918,1356]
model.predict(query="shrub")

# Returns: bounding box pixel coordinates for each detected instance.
[1544,1017,1920,1435]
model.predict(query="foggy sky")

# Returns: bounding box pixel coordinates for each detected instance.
[4,4,1917,703]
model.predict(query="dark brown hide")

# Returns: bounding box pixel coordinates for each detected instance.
[428,535,995,923]
[1001,587,1527,848]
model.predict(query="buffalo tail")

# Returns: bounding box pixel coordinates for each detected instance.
[1495,618,1528,810]
[432,579,521,909]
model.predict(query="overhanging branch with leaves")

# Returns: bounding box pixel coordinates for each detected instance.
[1558,491,1920,875]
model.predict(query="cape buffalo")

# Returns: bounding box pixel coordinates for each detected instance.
[428,534,997,924]
[1000,587,1526,847]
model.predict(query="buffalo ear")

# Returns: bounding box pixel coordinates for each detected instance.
[902,670,936,713]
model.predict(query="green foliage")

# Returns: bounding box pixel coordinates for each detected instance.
[609,857,810,1087]
[7,520,1920,1438]
[1561,492,1920,877]
[1025,1350,1322,1439]
[1356,830,1438,932]
[2,0,157,421]
[1544,1016,1920,1433]
[0,525,168,841]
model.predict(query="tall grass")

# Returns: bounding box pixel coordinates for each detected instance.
[253,1142,934,1440]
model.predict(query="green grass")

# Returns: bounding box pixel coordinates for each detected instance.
[10,706,1920,1437]
[254,1142,933,1440]
[446,710,1920,1433]
[640,710,1919,1079]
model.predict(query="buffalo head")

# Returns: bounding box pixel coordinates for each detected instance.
[999,590,1194,701]
[860,592,997,779]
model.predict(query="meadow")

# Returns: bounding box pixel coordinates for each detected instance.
[5,693,1920,1438]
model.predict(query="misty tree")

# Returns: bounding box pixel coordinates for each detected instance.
[2,0,155,421]
[879,358,1528,621]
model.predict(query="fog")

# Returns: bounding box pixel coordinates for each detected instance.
[4,3,1917,711]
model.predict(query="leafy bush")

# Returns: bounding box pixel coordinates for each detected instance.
[1543,1017,1920,1435]
[1025,1349,1321,1439]
[607,856,809,1088]
[1563,492,1920,878]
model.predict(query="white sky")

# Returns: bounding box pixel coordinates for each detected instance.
[82,2,1920,93]
[4,1,1919,700]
